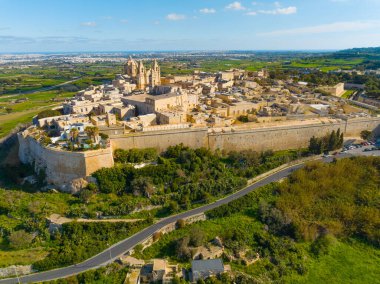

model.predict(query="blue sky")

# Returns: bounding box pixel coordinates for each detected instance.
[0,0,380,52]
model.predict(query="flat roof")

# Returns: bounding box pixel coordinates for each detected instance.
[192,259,224,273]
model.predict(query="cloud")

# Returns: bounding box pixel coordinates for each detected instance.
[246,11,257,16]
[81,21,97,27]
[226,1,246,10]
[258,6,297,15]
[200,8,216,14]
[258,20,380,36]
[166,13,186,21]
[120,19,128,24]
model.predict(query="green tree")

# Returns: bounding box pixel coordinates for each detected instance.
[360,130,372,140]
[131,177,155,198]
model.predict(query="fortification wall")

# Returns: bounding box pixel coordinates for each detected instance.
[344,117,380,137]
[18,132,114,186]
[111,117,380,153]
[110,128,208,152]
[18,117,379,188]
[208,121,347,152]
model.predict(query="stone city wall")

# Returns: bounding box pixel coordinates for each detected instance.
[111,117,380,153]
[18,132,114,186]
[18,117,380,187]
[110,127,208,152]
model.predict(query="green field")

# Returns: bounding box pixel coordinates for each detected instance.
[286,240,380,284]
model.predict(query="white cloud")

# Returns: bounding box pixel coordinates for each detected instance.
[258,6,297,15]
[246,11,257,16]
[226,1,246,10]
[120,19,128,24]
[258,20,380,36]
[200,8,216,14]
[81,21,97,27]
[166,13,186,21]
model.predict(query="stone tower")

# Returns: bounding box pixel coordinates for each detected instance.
[124,56,138,77]
[150,59,161,87]
[137,60,147,89]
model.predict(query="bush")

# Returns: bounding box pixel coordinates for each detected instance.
[176,219,186,229]
[114,148,158,164]
[37,109,61,119]
[311,234,337,256]
[8,230,34,249]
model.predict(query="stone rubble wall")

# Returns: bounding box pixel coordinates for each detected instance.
[0,265,33,278]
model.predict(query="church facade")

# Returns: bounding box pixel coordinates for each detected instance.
[124,57,161,90]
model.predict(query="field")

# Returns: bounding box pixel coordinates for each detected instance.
[286,57,364,72]
[286,240,380,284]
[0,62,122,138]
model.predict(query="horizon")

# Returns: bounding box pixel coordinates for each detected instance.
[1,0,380,52]
[0,49,342,55]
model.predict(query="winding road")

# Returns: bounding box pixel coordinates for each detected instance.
[0,155,352,283]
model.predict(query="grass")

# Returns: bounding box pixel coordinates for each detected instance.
[0,104,58,138]
[286,240,380,284]
[341,90,355,99]
[0,90,75,138]
[0,243,49,267]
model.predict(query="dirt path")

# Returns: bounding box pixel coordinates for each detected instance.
[48,214,143,225]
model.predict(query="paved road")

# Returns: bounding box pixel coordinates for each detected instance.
[0,155,351,284]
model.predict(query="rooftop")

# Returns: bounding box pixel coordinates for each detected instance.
[191,259,224,273]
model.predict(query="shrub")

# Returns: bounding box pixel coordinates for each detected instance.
[8,230,34,249]
[37,109,61,119]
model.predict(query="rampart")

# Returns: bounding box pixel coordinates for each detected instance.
[18,117,380,187]
[18,132,114,186]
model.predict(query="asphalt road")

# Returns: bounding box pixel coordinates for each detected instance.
[0,155,352,283]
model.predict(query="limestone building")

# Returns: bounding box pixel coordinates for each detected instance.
[124,57,161,89]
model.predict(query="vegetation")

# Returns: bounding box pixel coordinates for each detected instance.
[37,109,61,119]
[308,129,343,154]
[42,263,129,284]
[33,220,151,270]
[114,148,158,164]
[94,145,303,210]
[360,130,372,140]
[136,156,380,283]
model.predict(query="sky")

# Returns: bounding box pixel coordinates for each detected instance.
[0,0,380,52]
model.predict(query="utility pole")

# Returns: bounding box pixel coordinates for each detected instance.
[14,266,21,284]
[107,243,112,263]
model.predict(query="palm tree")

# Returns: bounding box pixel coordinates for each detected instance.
[70,128,79,147]
[84,126,99,142]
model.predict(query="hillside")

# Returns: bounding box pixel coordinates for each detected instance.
[135,156,380,283]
